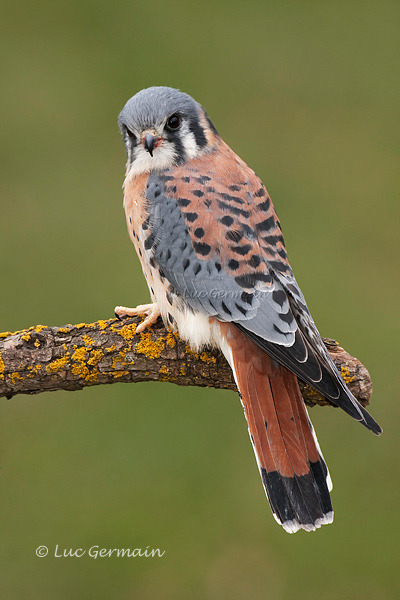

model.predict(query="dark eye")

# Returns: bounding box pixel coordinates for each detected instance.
[166,114,181,130]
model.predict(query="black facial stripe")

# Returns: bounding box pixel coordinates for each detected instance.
[171,135,186,165]
[188,116,207,148]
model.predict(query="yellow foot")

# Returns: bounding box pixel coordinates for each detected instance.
[114,303,161,333]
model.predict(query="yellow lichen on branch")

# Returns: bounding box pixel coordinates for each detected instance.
[46,355,70,374]
[341,365,355,384]
[0,317,373,409]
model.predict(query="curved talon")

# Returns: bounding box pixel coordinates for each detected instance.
[114,303,161,333]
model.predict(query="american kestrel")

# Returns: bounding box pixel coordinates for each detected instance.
[115,87,381,533]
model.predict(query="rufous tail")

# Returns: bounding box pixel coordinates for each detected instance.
[223,324,333,533]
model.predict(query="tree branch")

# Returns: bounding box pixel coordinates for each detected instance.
[0,317,373,408]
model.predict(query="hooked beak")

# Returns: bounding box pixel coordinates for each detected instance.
[144,133,157,157]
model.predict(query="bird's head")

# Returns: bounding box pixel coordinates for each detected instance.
[118,86,219,175]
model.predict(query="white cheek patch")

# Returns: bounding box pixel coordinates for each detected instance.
[179,122,199,160]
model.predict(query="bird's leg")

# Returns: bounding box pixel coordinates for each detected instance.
[114,303,161,333]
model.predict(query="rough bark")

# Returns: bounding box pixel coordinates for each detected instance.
[0,317,373,408]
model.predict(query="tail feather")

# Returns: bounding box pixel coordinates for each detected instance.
[222,324,333,533]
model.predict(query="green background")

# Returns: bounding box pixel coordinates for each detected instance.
[1,1,399,598]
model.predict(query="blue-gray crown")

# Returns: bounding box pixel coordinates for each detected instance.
[118,86,201,133]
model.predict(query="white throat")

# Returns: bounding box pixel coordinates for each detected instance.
[127,143,177,177]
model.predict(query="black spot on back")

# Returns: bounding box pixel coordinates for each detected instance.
[263,234,284,246]
[258,198,270,211]
[194,227,205,238]
[240,223,256,239]
[228,259,239,271]
[178,198,191,207]
[220,215,234,227]
[231,244,252,256]
[226,230,243,243]
[193,242,211,256]
[217,200,250,219]
[247,255,261,268]
[195,175,211,184]
[219,192,245,205]
[256,216,275,233]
